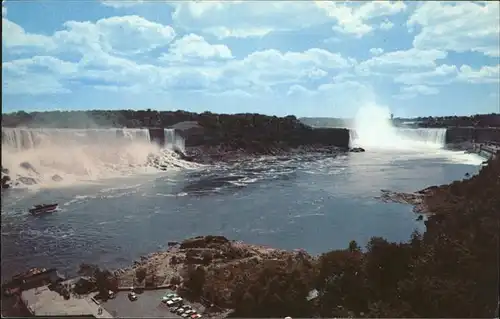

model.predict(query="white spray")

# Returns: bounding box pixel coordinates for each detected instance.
[350,104,447,150]
[1,128,195,188]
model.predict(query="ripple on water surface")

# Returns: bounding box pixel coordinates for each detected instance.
[1,150,482,280]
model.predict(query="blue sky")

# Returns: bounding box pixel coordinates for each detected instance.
[2,1,499,118]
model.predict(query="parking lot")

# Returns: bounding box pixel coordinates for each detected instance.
[101,289,181,318]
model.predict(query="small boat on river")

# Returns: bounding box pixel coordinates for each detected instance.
[29,203,58,216]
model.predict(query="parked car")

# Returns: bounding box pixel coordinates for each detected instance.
[182,310,196,318]
[108,290,116,299]
[162,293,177,301]
[171,305,184,313]
[191,314,202,319]
[176,305,192,315]
[128,292,138,301]
[166,296,183,306]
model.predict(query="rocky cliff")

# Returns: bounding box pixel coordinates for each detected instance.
[114,235,317,317]
[445,127,500,144]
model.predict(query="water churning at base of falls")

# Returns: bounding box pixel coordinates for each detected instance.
[350,104,447,150]
[1,128,193,188]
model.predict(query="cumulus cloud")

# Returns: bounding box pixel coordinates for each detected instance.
[160,34,233,62]
[3,56,78,76]
[356,48,447,75]
[394,64,458,86]
[2,15,175,55]
[394,64,500,87]
[369,48,384,55]
[93,16,176,54]
[285,80,375,116]
[408,1,500,57]
[2,0,498,115]
[3,74,71,95]
[319,1,406,37]
[100,0,144,8]
[394,84,440,100]
[2,15,358,97]
[172,1,406,38]
[171,1,324,39]
[379,19,394,30]
[218,48,354,90]
[2,18,54,50]
[456,65,500,84]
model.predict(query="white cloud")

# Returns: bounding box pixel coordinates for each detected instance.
[394,64,500,87]
[100,0,144,8]
[2,15,176,56]
[394,64,458,86]
[160,34,233,62]
[220,48,354,90]
[379,19,394,30]
[408,1,500,57]
[3,32,358,96]
[206,89,253,98]
[357,48,447,75]
[369,48,384,55]
[402,84,439,95]
[64,16,176,55]
[394,85,440,100]
[319,1,406,37]
[171,1,325,39]
[2,18,55,50]
[2,56,78,95]
[3,74,71,95]
[98,16,175,54]
[202,27,275,40]
[172,1,406,38]
[93,84,143,93]
[286,80,375,116]
[287,80,373,100]
[323,37,341,44]
[2,56,78,76]
[457,65,500,84]
[3,0,495,116]
[393,93,414,100]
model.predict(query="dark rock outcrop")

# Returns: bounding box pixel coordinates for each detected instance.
[51,174,63,182]
[349,147,365,152]
[1,175,11,189]
[179,235,231,250]
[1,166,10,189]
[19,162,39,174]
[172,146,194,162]
[18,176,37,185]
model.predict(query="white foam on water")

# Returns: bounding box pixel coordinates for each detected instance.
[1,127,198,189]
[351,104,446,150]
[349,104,484,165]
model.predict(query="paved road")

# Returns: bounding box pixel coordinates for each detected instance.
[101,289,181,318]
